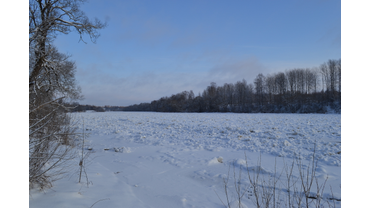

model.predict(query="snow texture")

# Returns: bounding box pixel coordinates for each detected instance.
[29,112,341,208]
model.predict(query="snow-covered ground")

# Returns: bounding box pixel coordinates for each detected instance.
[29,112,341,208]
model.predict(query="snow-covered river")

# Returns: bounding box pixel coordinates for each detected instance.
[30,112,341,208]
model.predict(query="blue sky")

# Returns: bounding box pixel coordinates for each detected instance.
[53,0,341,106]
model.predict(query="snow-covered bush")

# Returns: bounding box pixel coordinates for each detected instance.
[29,0,105,190]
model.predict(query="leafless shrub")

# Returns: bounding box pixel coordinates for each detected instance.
[78,117,92,186]
[296,145,318,207]
[233,163,248,208]
[29,98,77,190]
[218,148,340,208]
[215,165,232,208]
[245,154,283,208]
[216,162,248,208]
[29,0,105,190]
[283,157,295,208]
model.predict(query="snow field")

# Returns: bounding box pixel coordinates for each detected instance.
[78,112,341,166]
[29,112,341,208]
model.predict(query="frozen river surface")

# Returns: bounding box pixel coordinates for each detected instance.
[30,112,341,208]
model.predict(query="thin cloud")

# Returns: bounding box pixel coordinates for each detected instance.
[76,56,277,106]
[208,56,271,85]
[77,70,206,106]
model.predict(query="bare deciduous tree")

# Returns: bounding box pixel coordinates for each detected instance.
[265,74,276,104]
[29,0,105,189]
[29,0,105,85]
[254,73,266,106]
[337,59,341,103]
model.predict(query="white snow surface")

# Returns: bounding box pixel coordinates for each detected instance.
[29,112,341,208]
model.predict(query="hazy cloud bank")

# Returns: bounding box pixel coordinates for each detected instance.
[76,56,273,106]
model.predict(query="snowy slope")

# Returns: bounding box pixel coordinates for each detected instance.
[29,112,341,208]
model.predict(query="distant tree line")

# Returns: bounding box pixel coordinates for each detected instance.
[65,103,126,112]
[122,59,341,113]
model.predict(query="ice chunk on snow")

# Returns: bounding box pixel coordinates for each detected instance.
[114,147,131,153]
[208,157,223,165]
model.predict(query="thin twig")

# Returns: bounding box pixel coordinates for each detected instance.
[90,198,110,208]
